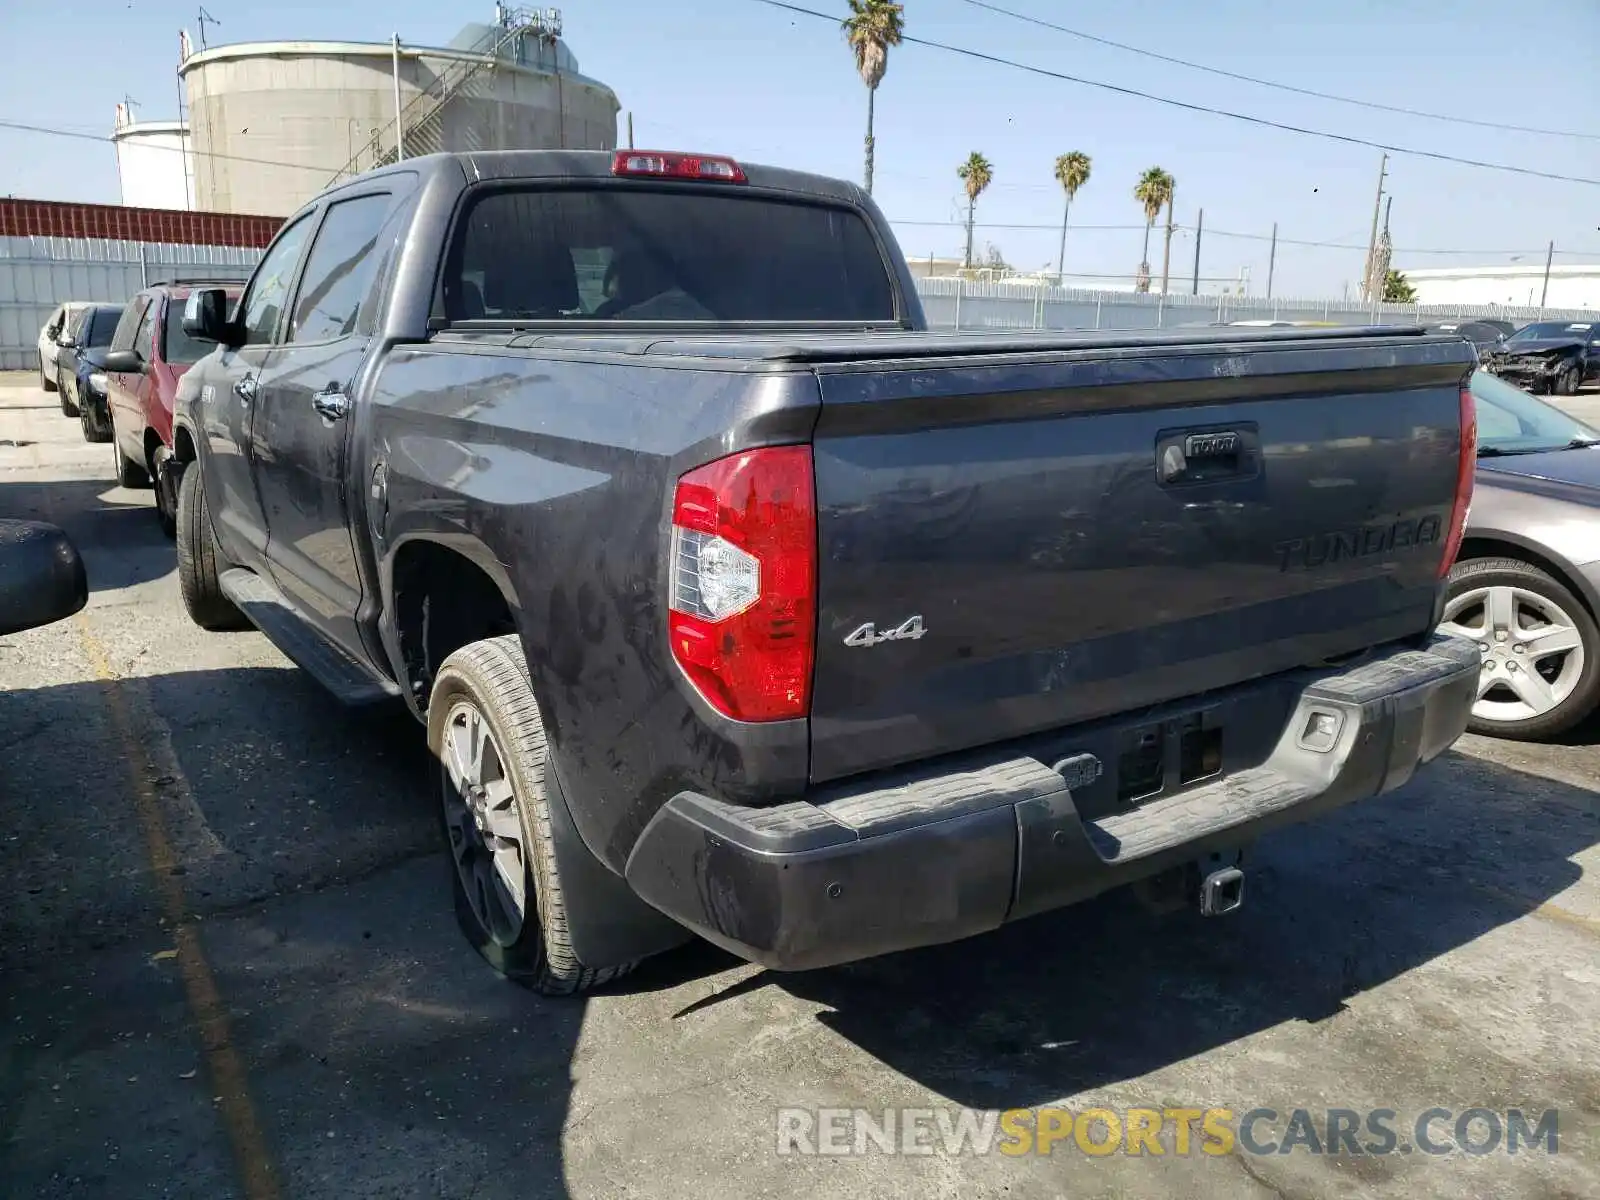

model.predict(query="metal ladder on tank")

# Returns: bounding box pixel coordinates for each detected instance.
[326,7,558,185]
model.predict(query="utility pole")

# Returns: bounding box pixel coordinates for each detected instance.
[392,34,405,161]
[1191,208,1203,296]
[1159,188,1176,296]
[626,111,634,150]
[1539,240,1554,311]
[1266,222,1278,300]
[1361,152,1388,302]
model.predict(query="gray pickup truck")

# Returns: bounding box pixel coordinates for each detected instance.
[169,149,1481,994]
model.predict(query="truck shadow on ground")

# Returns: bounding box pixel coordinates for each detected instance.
[645,749,1598,1112]
[0,475,172,593]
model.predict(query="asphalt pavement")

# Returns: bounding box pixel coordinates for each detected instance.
[1,372,1597,1198]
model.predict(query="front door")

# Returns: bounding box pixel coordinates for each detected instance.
[251,190,395,658]
[197,212,317,571]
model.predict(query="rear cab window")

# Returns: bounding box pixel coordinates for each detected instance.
[440,184,897,325]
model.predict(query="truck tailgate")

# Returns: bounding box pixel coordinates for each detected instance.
[807,334,1472,783]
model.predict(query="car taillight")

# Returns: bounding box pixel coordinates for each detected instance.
[612,150,747,183]
[1439,383,1477,577]
[668,447,815,722]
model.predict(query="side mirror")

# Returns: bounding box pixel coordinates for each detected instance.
[182,288,234,345]
[102,348,144,374]
[58,333,77,348]
[0,520,88,636]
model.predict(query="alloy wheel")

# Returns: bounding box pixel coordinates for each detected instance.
[439,698,528,946]
[1440,584,1587,724]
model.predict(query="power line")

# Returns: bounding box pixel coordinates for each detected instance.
[748,0,1600,186]
[890,216,1600,258]
[960,0,1600,143]
[0,118,344,176]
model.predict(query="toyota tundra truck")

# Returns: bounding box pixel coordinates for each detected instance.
[168,149,1481,994]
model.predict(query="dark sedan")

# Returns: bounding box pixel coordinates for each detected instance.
[1484,319,1599,395]
[1423,319,1512,364]
[1441,370,1600,739]
[54,303,124,436]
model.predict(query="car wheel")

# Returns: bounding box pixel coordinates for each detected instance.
[153,456,179,539]
[428,634,636,996]
[1557,363,1581,396]
[59,371,78,417]
[175,462,248,631]
[40,361,57,393]
[1440,557,1600,740]
[112,438,150,488]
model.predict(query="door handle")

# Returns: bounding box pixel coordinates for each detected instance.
[312,387,351,422]
[233,374,257,404]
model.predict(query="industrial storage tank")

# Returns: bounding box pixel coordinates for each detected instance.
[112,105,196,211]
[180,6,620,216]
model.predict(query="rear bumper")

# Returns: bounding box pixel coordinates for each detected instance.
[624,634,1479,971]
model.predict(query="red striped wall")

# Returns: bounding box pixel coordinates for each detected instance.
[0,198,282,247]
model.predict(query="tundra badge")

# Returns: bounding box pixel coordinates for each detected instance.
[844,615,927,648]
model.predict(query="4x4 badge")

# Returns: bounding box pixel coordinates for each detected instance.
[844,615,927,648]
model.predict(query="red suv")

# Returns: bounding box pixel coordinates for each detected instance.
[104,279,243,535]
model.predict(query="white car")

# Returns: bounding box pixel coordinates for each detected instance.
[37,301,92,393]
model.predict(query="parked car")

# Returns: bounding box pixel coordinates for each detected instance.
[1423,320,1512,364]
[102,279,242,535]
[36,301,92,393]
[1440,369,1600,739]
[0,520,88,636]
[1484,320,1599,395]
[170,148,1480,994]
[54,303,125,427]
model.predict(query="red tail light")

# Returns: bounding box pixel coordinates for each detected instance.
[668,447,816,722]
[1439,383,1477,577]
[612,150,747,183]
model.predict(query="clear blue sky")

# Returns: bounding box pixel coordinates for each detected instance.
[2,0,1597,296]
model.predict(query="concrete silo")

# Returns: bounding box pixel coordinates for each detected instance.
[112,104,196,211]
[180,6,620,216]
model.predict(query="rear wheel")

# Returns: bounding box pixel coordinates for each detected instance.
[1440,557,1600,740]
[429,635,635,996]
[175,462,248,631]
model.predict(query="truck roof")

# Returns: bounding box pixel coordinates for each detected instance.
[345,149,867,208]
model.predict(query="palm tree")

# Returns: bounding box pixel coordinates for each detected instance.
[842,1,905,196]
[1133,166,1174,293]
[1052,151,1091,284]
[958,152,993,269]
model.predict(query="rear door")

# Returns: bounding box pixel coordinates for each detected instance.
[252,189,395,655]
[199,212,317,571]
[805,334,1470,782]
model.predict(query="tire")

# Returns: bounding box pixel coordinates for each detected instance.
[40,360,57,393]
[153,456,178,539]
[1556,363,1581,396]
[428,634,636,995]
[175,462,248,631]
[59,370,78,417]
[80,395,111,444]
[112,438,150,488]
[1440,557,1600,740]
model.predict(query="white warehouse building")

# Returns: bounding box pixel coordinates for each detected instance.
[112,105,196,211]
[1402,264,1600,311]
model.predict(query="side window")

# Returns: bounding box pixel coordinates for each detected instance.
[134,302,158,361]
[288,193,393,343]
[110,297,149,353]
[237,214,315,346]
[45,306,64,336]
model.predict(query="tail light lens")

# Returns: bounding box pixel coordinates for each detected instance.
[1439,383,1477,577]
[668,446,816,722]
